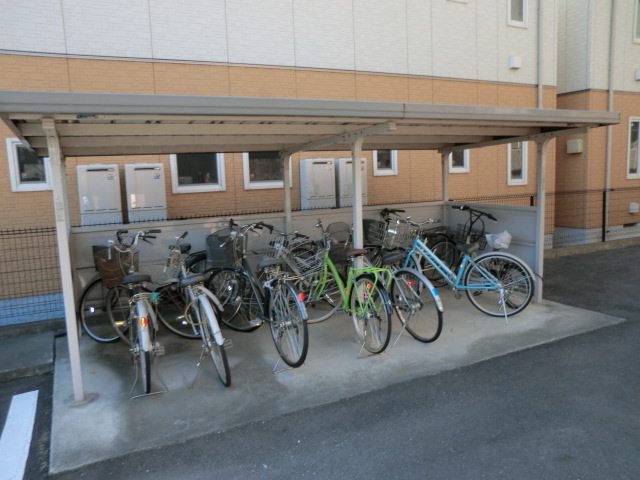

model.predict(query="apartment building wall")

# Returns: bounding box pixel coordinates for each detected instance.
[0,1,555,230]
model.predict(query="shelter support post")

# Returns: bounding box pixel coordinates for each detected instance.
[42,118,85,402]
[351,136,365,248]
[281,152,292,232]
[534,138,551,303]
[441,150,450,224]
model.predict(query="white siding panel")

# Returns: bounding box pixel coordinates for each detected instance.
[226,0,295,66]
[353,0,408,74]
[558,0,590,93]
[497,0,538,85]
[430,0,479,80]
[61,0,153,58]
[149,0,228,62]
[591,1,612,90]
[293,0,355,70]
[541,0,558,88]
[476,1,499,82]
[406,0,432,76]
[618,1,640,93]
[0,0,66,53]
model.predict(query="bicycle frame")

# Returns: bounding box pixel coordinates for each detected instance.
[404,236,501,292]
[310,247,391,316]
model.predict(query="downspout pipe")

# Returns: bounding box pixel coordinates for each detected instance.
[604,0,617,240]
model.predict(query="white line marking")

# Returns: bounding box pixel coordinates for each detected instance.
[0,390,39,480]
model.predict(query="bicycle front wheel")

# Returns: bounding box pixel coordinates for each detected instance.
[79,278,124,343]
[269,281,309,368]
[350,275,392,354]
[390,268,443,343]
[463,252,534,317]
[195,297,230,387]
[154,284,200,339]
[208,268,262,332]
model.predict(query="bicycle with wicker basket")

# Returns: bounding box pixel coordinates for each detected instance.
[206,221,309,369]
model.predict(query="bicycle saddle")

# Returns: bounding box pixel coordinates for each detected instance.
[257,257,284,270]
[121,273,152,285]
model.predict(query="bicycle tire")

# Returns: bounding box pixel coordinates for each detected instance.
[78,277,124,343]
[390,268,443,343]
[300,267,341,324]
[421,238,458,287]
[350,274,392,354]
[154,284,200,339]
[268,280,309,368]
[208,268,262,332]
[103,284,133,345]
[196,297,231,387]
[139,350,151,394]
[463,252,534,317]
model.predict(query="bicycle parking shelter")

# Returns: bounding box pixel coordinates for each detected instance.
[0,90,619,401]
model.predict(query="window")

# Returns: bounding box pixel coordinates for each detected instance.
[635,0,640,42]
[372,150,398,176]
[5,138,52,192]
[169,153,225,193]
[508,0,527,27]
[507,141,528,185]
[243,151,289,189]
[628,119,640,179]
[448,150,469,173]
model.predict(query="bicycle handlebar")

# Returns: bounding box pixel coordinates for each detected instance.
[453,205,498,222]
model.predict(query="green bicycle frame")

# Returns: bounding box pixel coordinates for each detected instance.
[310,249,392,315]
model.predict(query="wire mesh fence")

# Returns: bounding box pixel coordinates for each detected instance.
[0,226,63,326]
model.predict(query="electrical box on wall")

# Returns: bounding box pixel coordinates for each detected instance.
[336,157,367,208]
[300,158,336,210]
[77,164,123,226]
[124,163,167,222]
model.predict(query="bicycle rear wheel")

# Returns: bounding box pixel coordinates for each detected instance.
[154,284,200,339]
[350,275,392,354]
[79,278,125,343]
[421,238,458,287]
[463,252,534,317]
[390,268,443,343]
[208,268,262,332]
[193,297,230,387]
[268,281,309,368]
[139,350,151,395]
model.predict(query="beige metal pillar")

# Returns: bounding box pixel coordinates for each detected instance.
[42,118,85,402]
[281,152,293,232]
[534,138,551,303]
[351,137,366,248]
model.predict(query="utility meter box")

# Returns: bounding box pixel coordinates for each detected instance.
[300,158,336,210]
[124,163,167,222]
[336,157,367,208]
[77,164,123,226]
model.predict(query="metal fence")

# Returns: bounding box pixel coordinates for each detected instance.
[3,188,640,326]
[0,226,63,326]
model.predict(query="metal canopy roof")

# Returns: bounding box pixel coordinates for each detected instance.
[0,91,620,158]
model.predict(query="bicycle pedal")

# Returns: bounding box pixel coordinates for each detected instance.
[223,338,233,349]
[154,342,165,356]
[248,318,263,327]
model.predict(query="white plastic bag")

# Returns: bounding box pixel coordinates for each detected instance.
[485,230,512,249]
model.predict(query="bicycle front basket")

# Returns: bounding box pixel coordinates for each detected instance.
[93,246,139,288]
[206,228,241,268]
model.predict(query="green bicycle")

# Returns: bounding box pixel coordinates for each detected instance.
[283,219,393,355]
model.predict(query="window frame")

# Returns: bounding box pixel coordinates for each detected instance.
[627,118,640,179]
[507,0,527,28]
[5,137,52,192]
[372,149,398,176]
[507,141,528,186]
[169,153,226,194]
[242,151,292,190]
[448,150,469,174]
